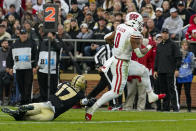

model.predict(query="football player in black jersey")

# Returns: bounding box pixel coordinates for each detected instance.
[1,75,96,121]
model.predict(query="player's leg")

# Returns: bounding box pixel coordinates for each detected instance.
[137,81,146,110]
[123,80,137,110]
[86,59,129,120]
[129,61,165,103]
[23,102,55,121]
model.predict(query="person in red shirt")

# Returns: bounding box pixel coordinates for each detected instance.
[123,44,148,111]
[186,14,196,41]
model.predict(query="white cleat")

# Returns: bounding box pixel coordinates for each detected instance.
[148,91,166,103]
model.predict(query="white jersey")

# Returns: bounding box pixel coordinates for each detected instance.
[113,23,141,60]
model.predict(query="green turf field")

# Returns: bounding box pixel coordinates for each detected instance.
[0,108,196,131]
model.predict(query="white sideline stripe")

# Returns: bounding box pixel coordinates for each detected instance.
[0,119,196,124]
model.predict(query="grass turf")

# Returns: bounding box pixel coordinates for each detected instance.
[0,108,196,131]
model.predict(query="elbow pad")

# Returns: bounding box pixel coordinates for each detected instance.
[134,48,145,58]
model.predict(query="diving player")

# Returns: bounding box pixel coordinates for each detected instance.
[1,75,96,121]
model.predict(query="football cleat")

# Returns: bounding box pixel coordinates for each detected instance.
[158,94,166,100]
[85,113,92,121]
[1,107,19,116]
[18,105,34,113]
[148,91,166,103]
[1,107,23,120]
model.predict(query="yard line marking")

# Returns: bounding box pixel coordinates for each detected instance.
[0,119,196,124]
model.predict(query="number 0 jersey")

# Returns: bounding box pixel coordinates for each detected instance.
[49,82,84,119]
[113,23,142,60]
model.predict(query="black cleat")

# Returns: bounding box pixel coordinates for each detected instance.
[1,107,19,116]
[18,105,34,113]
[1,107,23,120]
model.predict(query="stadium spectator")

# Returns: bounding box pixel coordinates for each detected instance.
[154,28,182,112]
[82,5,90,16]
[69,0,84,25]
[102,0,113,11]
[151,0,163,8]
[56,24,73,72]
[186,0,196,12]
[4,4,20,20]
[111,2,122,14]
[162,8,183,40]
[89,2,98,22]
[3,0,21,14]
[54,0,69,16]
[6,28,37,105]
[23,20,38,40]
[146,18,159,36]
[0,24,11,40]
[77,0,88,10]
[32,0,44,12]
[0,38,12,105]
[68,18,80,39]
[186,14,196,41]
[177,1,192,26]
[24,0,37,15]
[63,19,71,33]
[176,40,195,112]
[153,7,164,31]
[82,11,95,30]
[126,2,137,13]
[161,0,170,19]
[142,12,150,25]
[144,4,156,19]
[76,23,93,57]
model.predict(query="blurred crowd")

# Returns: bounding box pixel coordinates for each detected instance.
[0,0,196,111]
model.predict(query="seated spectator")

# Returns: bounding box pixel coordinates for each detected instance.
[32,0,44,12]
[76,23,93,57]
[69,0,84,25]
[186,14,196,41]
[24,0,37,15]
[3,0,21,14]
[63,19,71,33]
[162,8,183,40]
[147,18,159,36]
[89,2,98,22]
[153,7,164,32]
[161,0,170,19]
[23,20,38,40]
[4,4,20,20]
[126,2,137,13]
[82,11,95,30]
[94,7,105,22]
[144,4,156,19]
[0,24,11,40]
[177,1,191,26]
[102,0,114,11]
[56,24,73,72]
[186,0,196,12]
[110,1,122,14]
[68,18,80,39]
[176,40,195,112]
[82,5,90,16]
[6,14,16,35]
[0,9,4,22]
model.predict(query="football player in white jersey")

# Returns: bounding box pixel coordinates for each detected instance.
[85,12,165,120]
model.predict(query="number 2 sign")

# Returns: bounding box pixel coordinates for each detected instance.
[43,4,59,32]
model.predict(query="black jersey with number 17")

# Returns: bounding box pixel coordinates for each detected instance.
[49,82,85,119]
